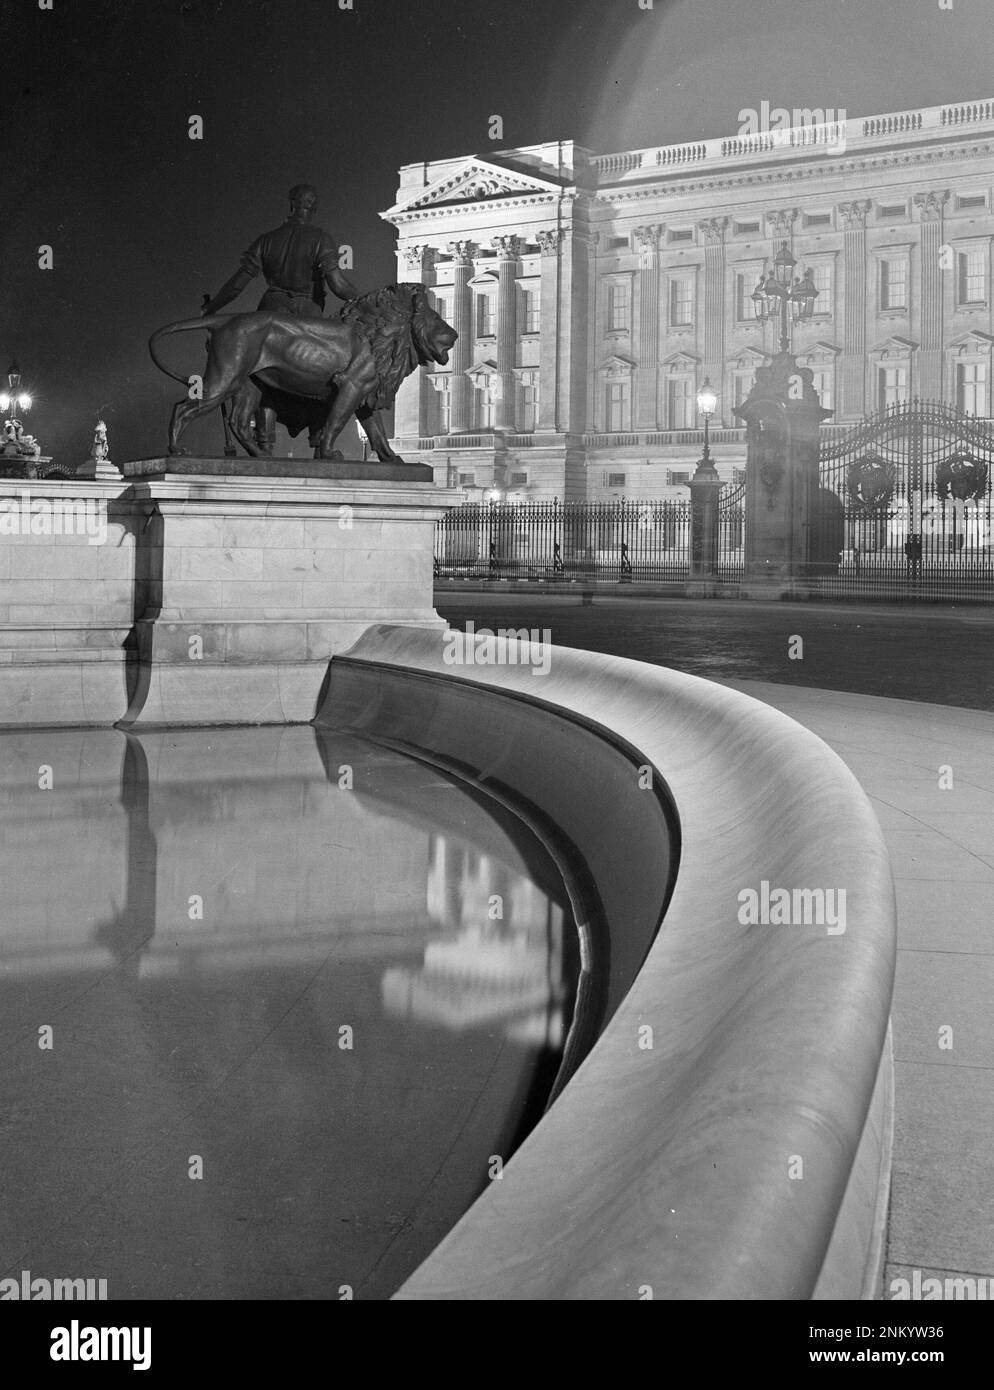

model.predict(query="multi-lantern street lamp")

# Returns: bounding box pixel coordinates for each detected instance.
[751,242,819,352]
[0,361,33,436]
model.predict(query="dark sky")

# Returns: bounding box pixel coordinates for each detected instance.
[4,0,991,463]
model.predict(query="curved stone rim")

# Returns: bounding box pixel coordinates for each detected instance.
[326,623,897,1301]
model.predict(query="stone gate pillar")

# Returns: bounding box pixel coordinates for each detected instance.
[735,353,832,590]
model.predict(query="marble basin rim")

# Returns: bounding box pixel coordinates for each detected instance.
[323,622,897,1301]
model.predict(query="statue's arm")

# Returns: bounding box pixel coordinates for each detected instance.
[202,267,256,315]
[318,234,361,302]
[202,241,263,315]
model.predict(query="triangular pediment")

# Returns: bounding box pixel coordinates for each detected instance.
[728,346,771,367]
[599,353,636,377]
[465,359,500,381]
[949,329,994,352]
[869,334,919,356]
[386,158,564,215]
[796,340,842,363]
[661,350,702,369]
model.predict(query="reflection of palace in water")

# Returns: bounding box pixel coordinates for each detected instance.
[382,834,569,1044]
[0,726,575,1043]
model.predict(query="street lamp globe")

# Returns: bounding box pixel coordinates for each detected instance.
[696,377,718,418]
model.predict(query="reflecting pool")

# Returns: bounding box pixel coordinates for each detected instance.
[0,726,579,1300]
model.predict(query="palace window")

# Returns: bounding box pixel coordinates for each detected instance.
[474,384,496,429]
[605,381,631,432]
[957,248,987,305]
[667,376,695,429]
[608,472,626,487]
[607,281,631,332]
[736,270,761,322]
[458,472,475,486]
[810,368,834,411]
[510,472,528,487]
[476,294,496,337]
[731,372,754,409]
[434,384,451,435]
[518,380,539,432]
[431,292,452,322]
[669,275,694,326]
[520,287,540,334]
[666,470,690,486]
[810,262,834,315]
[956,361,988,416]
[879,258,908,311]
[877,364,909,410]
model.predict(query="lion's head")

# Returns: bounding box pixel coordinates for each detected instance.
[340,283,457,412]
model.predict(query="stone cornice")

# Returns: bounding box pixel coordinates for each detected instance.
[581,140,994,209]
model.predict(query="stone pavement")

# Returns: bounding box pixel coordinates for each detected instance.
[721,679,994,1298]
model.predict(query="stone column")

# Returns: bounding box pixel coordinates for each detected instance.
[735,354,833,587]
[447,240,475,433]
[698,218,728,417]
[687,454,723,581]
[914,189,949,401]
[393,244,433,441]
[537,228,563,431]
[634,225,661,430]
[838,201,871,417]
[493,234,520,431]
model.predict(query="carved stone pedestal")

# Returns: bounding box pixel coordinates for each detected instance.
[119,460,460,727]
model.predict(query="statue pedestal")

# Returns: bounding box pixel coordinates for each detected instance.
[0,460,462,728]
[118,461,460,727]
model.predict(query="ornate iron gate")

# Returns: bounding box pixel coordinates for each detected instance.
[819,400,994,599]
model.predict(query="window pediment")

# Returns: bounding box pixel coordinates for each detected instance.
[599,354,636,378]
[869,335,918,357]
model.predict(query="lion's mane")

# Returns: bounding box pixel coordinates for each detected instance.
[339,283,436,412]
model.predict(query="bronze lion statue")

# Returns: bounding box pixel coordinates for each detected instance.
[149,283,456,461]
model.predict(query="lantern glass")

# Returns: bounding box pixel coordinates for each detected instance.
[17,393,31,411]
[773,242,796,286]
[0,394,10,411]
[696,378,718,417]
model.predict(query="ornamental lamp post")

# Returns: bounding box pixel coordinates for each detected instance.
[695,376,718,475]
[751,243,818,353]
[687,377,722,579]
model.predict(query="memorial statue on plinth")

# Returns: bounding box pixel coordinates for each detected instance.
[148,184,457,467]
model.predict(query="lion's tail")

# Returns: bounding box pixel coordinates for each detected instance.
[148,315,235,385]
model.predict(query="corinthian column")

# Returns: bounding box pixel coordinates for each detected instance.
[447,241,475,433]
[493,234,520,431]
[914,190,949,401]
[838,201,871,416]
[393,244,433,440]
[697,217,728,415]
[634,225,660,429]
[537,228,563,431]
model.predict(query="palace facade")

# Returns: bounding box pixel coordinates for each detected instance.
[383,98,994,501]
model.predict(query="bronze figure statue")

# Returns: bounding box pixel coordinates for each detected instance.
[149,284,457,462]
[201,184,362,454]
[203,184,360,320]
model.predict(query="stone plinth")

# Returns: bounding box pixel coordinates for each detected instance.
[118,461,461,727]
[0,477,139,725]
[0,460,461,728]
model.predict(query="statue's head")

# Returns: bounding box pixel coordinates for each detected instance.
[288,184,318,221]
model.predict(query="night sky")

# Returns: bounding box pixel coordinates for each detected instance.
[5,0,991,463]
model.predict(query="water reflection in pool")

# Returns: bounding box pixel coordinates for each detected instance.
[0,726,579,1300]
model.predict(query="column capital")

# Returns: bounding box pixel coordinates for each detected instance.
[537,228,564,255]
[634,225,661,266]
[914,189,950,221]
[400,243,434,273]
[697,216,729,245]
[492,234,521,259]
[446,240,476,265]
[765,208,798,239]
[838,199,871,229]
